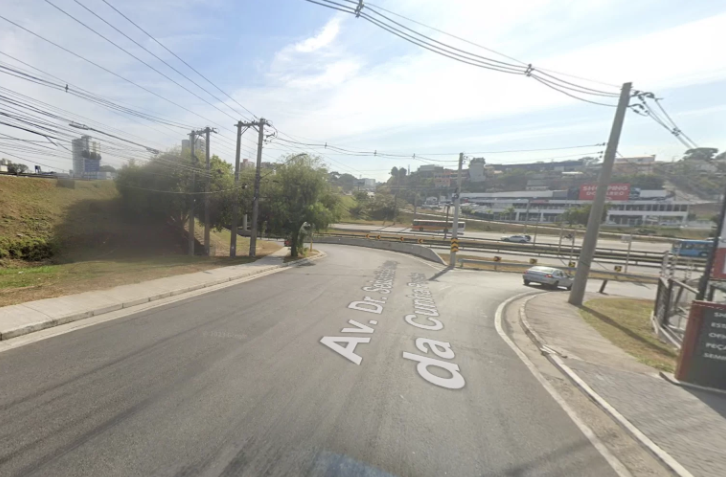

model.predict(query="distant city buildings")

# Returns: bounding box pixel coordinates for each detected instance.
[181,137,206,152]
[614,155,656,175]
[71,135,103,179]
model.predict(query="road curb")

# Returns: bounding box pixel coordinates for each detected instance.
[517,295,695,477]
[0,252,325,342]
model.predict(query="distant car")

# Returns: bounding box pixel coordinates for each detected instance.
[501,234,530,243]
[523,266,573,290]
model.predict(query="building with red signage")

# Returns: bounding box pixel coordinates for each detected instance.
[459,188,689,226]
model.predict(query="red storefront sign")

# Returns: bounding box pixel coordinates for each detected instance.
[578,183,630,201]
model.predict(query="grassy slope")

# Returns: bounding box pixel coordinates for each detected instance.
[579,298,678,372]
[0,176,283,306]
[0,176,118,243]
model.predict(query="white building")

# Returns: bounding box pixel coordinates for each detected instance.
[462,190,689,226]
[469,161,486,182]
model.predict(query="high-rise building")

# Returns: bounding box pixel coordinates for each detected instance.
[181,137,206,152]
[71,135,101,178]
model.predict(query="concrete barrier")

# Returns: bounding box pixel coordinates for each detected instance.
[315,236,446,265]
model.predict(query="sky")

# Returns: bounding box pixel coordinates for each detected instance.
[0,0,724,181]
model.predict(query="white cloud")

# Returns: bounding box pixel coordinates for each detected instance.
[293,17,341,53]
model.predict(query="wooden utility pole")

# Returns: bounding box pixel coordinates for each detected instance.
[230,121,247,257]
[249,118,268,257]
[569,82,632,306]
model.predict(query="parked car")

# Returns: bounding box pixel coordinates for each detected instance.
[523,266,573,290]
[501,235,530,243]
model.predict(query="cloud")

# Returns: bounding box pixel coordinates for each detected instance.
[293,17,341,53]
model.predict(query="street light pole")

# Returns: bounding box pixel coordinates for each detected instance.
[449,153,464,267]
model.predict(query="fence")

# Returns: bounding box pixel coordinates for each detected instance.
[653,277,698,346]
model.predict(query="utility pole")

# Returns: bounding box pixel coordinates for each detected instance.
[202,127,215,257]
[449,153,465,267]
[523,199,531,233]
[413,193,418,223]
[230,121,246,257]
[188,131,196,256]
[569,82,632,306]
[249,118,267,258]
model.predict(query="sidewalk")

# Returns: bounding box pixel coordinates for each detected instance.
[521,292,726,477]
[0,248,305,341]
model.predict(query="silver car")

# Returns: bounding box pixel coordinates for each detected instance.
[523,266,573,290]
[501,234,530,243]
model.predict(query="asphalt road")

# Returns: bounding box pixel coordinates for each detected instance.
[0,245,624,477]
[331,223,674,254]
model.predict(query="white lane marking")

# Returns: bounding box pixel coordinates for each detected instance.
[494,293,633,477]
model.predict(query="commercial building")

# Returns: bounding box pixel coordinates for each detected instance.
[462,188,689,226]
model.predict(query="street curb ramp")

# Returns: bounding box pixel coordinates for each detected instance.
[314,236,446,265]
[0,253,326,342]
[516,295,695,477]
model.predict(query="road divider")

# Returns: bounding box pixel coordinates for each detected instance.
[458,258,657,282]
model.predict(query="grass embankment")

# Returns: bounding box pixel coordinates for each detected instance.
[579,298,678,372]
[0,176,282,306]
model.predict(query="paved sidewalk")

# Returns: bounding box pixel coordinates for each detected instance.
[522,292,726,477]
[0,248,303,341]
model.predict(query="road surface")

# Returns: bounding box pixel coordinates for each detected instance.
[331,223,674,254]
[0,245,632,476]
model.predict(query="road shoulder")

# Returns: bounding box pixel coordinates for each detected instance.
[519,292,726,477]
[498,293,673,477]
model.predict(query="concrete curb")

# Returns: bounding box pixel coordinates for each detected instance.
[0,252,325,342]
[516,295,695,477]
[659,371,726,397]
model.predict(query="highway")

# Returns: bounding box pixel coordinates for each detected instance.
[331,223,674,254]
[0,245,653,476]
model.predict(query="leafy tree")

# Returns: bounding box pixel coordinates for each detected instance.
[684,148,718,162]
[0,158,29,174]
[99,165,117,172]
[353,190,369,202]
[612,174,663,189]
[267,154,341,258]
[561,204,610,226]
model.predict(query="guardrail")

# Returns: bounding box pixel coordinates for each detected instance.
[318,231,683,265]
[458,258,656,282]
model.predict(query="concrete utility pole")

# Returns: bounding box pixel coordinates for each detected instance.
[188,131,196,256]
[249,118,267,258]
[569,82,632,306]
[449,152,465,266]
[202,127,215,256]
[230,121,247,257]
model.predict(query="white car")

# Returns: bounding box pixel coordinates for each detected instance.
[523,266,573,290]
[501,235,530,243]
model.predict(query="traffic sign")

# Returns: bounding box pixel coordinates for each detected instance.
[450,238,459,252]
[568,261,576,268]
[614,265,623,272]
[493,256,501,262]
[529,258,538,265]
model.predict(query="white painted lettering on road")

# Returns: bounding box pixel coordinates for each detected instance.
[320,336,371,365]
[402,352,466,389]
[341,320,375,334]
[404,314,444,331]
[415,338,456,359]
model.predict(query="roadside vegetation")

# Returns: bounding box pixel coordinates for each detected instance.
[578,298,678,372]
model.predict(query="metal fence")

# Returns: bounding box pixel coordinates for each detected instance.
[653,277,698,346]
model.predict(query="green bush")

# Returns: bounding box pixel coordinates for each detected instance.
[0,237,57,261]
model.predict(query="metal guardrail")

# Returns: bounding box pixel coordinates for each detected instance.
[458,258,656,281]
[319,231,682,265]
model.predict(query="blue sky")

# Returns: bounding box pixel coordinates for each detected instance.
[1,0,724,180]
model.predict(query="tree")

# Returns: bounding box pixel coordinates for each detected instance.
[267,154,341,258]
[1,158,29,174]
[684,148,718,162]
[561,204,610,226]
[99,165,117,173]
